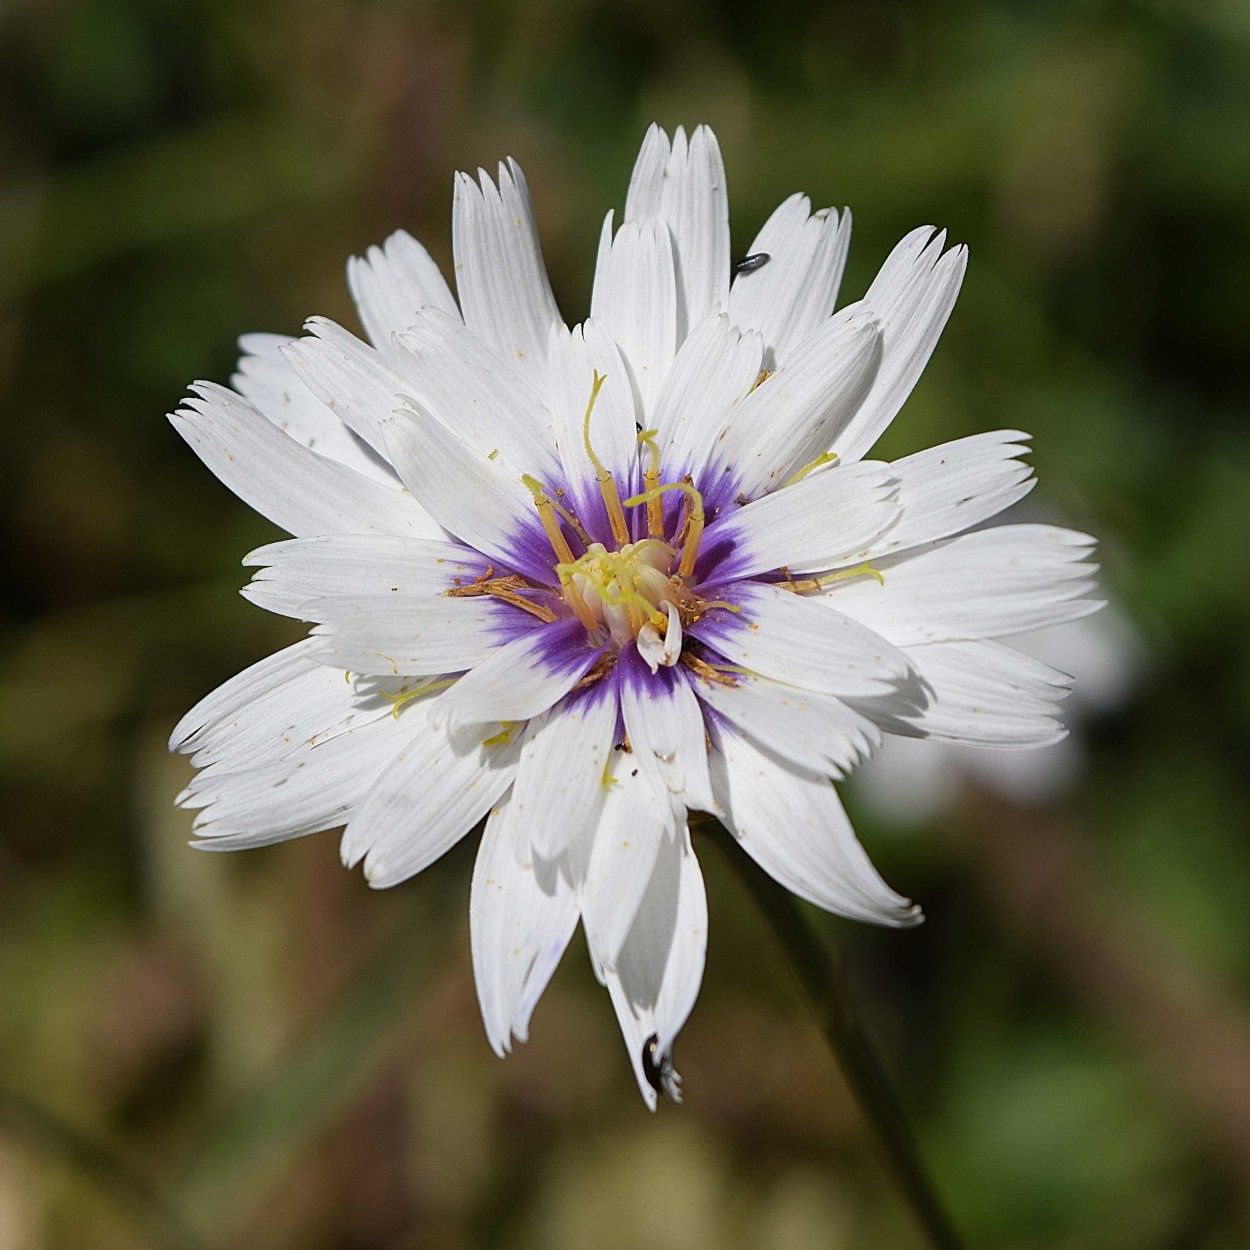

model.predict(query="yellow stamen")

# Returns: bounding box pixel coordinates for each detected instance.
[380,677,457,719]
[483,720,521,747]
[581,371,630,546]
[555,568,599,631]
[822,561,885,587]
[782,561,885,592]
[548,497,591,547]
[623,480,705,579]
[784,450,839,487]
[600,757,618,790]
[636,428,664,537]
[446,573,560,623]
[750,368,773,392]
[571,651,617,692]
[680,654,742,685]
[521,473,576,566]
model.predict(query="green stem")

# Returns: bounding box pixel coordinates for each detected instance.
[716,831,965,1250]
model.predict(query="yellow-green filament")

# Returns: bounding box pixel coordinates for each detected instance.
[783,561,885,593]
[483,720,521,747]
[624,480,705,580]
[581,371,629,546]
[784,450,839,487]
[380,677,456,719]
[819,561,884,587]
[636,428,664,537]
[580,371,610,476]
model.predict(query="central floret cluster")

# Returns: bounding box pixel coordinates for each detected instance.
[512,369,728,672]
[561,539,676,644]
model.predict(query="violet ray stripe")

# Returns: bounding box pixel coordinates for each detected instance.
[521,615,613,682]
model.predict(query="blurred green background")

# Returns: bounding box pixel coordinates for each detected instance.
[2,0,1249,1246]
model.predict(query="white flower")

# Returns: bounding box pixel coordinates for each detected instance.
[169,123,1101,1107]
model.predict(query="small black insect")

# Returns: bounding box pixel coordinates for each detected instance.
[642,1033,682,1103]
[733,252,771,275]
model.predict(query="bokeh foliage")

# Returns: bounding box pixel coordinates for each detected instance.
[2,0,1249,1246]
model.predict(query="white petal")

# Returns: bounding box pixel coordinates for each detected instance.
[232,333,398,483]
[346,229,458,350]
[306,592,519,676]
[653,312,764,483]
[824,524,1102,644]
[511,681,619,861]
[281,318,413,458]
[710,721,921,926]
[1015,603,1144,714]
[862,430,1036,558]
[623,122,669,220]
[546,318,638,537]
[637,600,682,674]
[579,764,676,969]
[603,825,708,1109]
[441,618,607,730]
[689,671,879,778]
[835,228,968,462]
[708,307,883,502]
[241,534,488,617]
[470,794,579,1055]
[624,125,729,340]
[860,639,1074,748]
[342,708,522,888]
[170,639,321,753]
[179,664,394,773]
[618,651,716,813]
[452,160,563,377]
[188,714,400,850]
[382,405,553,584]
[169,383,438,540]
[688,581,912,699]
[728,195,852,365]
[590,213,678,420]
[702,459,901,580]
[392,308,559,482]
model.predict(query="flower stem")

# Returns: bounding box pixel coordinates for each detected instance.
[716,831,965,1250]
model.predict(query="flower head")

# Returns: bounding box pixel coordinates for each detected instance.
[170,124,1101,1107]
